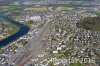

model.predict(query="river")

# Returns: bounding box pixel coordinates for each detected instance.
[0,14,29,46]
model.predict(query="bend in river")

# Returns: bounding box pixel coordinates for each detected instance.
[0,14,29,46]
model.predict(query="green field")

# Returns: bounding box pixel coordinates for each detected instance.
[0,18,19,35]
[95,11,100,15]
[0,5,22,12]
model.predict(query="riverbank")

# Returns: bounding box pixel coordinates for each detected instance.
[0,14,29,46]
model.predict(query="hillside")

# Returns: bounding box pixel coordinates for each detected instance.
[76,16,100,32]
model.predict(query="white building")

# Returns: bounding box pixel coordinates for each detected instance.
[30,16,41,21]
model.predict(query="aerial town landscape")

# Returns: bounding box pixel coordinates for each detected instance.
[0,0,100,66]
